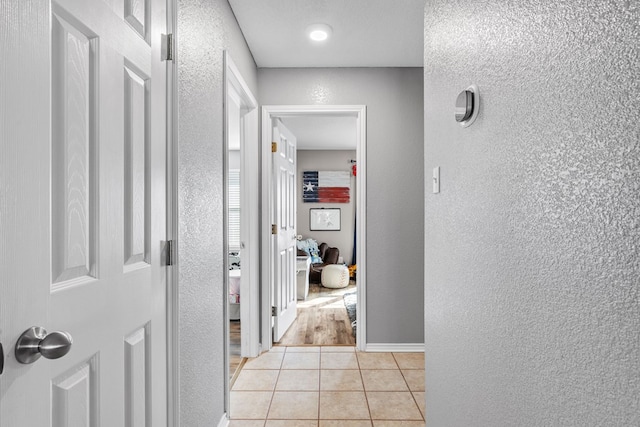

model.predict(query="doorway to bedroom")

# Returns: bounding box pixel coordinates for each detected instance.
[279,146,358,346]
[261,105,367,351]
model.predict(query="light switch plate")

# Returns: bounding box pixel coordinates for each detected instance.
[433,167,440,193]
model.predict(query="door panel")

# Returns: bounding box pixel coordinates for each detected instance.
[272,120,297,342]
[124,325,149,427]
[124,0,150,40]
[51,7,98,285]
[52,359,98,427]
[0,0,167,424]
[124,64,150,266]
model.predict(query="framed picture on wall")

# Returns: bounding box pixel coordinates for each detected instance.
[309,208,341,231]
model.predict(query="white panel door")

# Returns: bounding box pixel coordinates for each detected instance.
[0,0,168,425]
[272,120,298,342]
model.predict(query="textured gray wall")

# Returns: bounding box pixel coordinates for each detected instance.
[424,1,640,425]
[177,0,257,424]
[297,150,357,265]
[259,68,425,344]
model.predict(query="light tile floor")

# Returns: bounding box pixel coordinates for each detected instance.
[230,346,425,427]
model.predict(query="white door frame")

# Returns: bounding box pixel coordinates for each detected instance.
[261,105,367,351]
[221,52,260,420]
[223,52,260,358]
[166,0,178,424]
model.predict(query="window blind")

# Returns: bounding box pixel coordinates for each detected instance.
[228,169,240,251]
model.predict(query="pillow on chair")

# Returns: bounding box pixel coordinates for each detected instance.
[296,238,323,263]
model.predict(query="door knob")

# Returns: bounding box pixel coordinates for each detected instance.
[15,327,73,364]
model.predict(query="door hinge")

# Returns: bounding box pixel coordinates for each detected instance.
[163,240,175,266]
[271,306,277,316]
[271,142,277,153]
[161,33,174,61]
[271,224,277,235]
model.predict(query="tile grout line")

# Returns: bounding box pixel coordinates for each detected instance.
[356,350,374,423]
[411,390,426,422]
[393,352,425,422]
[393,351,427,422]
[317,350,322,422]
[394,352,414,394]
[264,350,285,422]
[232,347,425,426]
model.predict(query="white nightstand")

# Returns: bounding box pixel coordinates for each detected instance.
[296,256,311,300]
[228,269,241,320]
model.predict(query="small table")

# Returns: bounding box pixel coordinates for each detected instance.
[296,256,311,300]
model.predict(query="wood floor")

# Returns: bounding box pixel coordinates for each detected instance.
[276,281,356,346]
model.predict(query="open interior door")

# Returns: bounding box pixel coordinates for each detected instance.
[271,119,298,342]
[1,0,168,424]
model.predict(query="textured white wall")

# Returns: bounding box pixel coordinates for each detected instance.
[424,0,640,425]
[259,68,425,344]
[176,0,257,424]
[297,150,356,265]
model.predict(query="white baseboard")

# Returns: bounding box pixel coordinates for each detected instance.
[365,343,424,352]
[217,413,229,427]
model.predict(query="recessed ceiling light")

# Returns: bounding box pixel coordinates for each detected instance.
[307,24,332,42]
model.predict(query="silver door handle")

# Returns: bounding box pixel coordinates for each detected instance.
[15,327,73,364]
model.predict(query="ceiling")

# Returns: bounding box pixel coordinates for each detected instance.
[281,116,357,150]
[228,0,424,149]
[228,0,425,68]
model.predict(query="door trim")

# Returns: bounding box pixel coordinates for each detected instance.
[260,105,367,352]
[366,343,426,353]
[223,52,260,360]
[167,0,178,425]
[222,51,259,419]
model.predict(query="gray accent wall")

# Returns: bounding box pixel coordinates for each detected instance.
[176,0,257,424]
[259,68,425,344]
[297,150,356,265]
[424,1,640,425]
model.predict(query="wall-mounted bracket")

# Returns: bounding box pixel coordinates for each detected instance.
[455,84,479,127]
